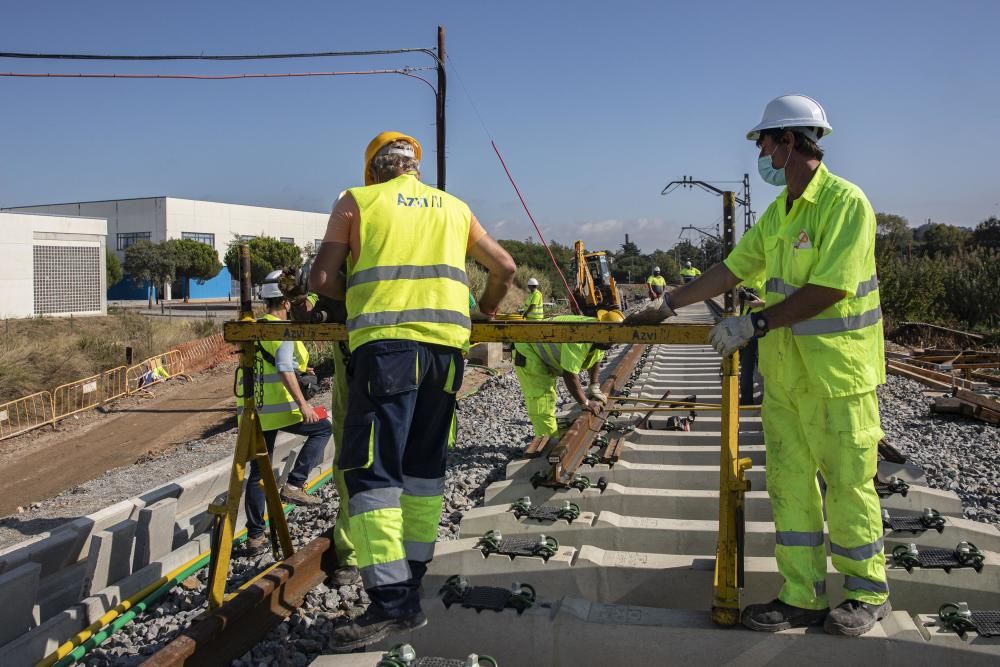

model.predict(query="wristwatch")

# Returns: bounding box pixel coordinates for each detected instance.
[750,312,769,337]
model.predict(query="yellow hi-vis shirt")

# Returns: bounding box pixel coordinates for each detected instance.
[513,315,604,377]
[724,163,885,397]
[523,289,544,320]
[680,267,701,278]
[646,275,666,292]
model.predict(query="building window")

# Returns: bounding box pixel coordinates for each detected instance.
[280,237,295,245]
[314,239,323,250]
[117,232,151,250]
[181,231,215,248]
[34,245,101,314]
[239,234,256,242]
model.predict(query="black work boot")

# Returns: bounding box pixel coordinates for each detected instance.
[330,604,427,651]
[741,599,829,632]
[824,598,892,636]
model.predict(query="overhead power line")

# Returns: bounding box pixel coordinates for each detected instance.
[0,48,436,61]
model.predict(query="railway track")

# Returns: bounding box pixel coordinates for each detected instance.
[145,301,1000,666]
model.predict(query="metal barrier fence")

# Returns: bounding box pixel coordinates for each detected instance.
[0,391,55,440]
[0,333,236,442]
[53,366,130,420]
[126,350,185,394]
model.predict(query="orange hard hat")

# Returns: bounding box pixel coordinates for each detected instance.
[364,131,422,185]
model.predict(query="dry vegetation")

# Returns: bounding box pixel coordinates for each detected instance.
[0,310,219,402]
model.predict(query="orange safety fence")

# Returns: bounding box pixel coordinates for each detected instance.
[52,366,129,421]
[0,391,54,440]
[126,350,185,394]
[171,332,238,374]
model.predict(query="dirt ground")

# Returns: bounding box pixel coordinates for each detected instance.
[0,364,237,516]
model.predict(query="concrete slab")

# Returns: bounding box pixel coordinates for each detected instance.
[0,604,85,667]
[318,598,1000,667]
[482,481,777,520]
[0,562,41,645]
[80,519,137,597]
[133,497,178,570]
[626,426,765,445]
[504,457,769,491]
[424,542,1000,614]
[620,443,767,466]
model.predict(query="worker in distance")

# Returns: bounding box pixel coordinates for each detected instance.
[310,131,515,649]
[632,94,889,637]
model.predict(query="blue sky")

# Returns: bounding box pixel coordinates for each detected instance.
[2,0,998,252]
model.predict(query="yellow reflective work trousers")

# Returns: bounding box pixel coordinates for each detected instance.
[514,366,558,437]
[331,342,356,567]
[762,382,888,609]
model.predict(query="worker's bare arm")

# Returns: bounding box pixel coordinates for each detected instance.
[562,371,589,405]
[309,242,349,299]
[468,234,516,316]
[588,364,600,386]
[668,264,741,309]
[762,284,847,329]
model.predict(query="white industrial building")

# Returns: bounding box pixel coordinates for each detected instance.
[5,198,330,300]
[0,212,108,318]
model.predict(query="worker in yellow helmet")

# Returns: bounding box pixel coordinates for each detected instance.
[659,95,888,637]
[679,261,702,283]
[310,131,516,649]
[513,311,622,439]
[521,277,544,319]
[646,266,666,300]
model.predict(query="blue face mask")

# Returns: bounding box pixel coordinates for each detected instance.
[757,144,787,186]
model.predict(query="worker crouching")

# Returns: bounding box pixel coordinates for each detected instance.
[513,312,621,440]
[310,131,515,649]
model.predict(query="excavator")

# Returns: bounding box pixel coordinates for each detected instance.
[569,240,625,315]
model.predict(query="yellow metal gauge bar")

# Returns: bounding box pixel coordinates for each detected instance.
[224,321,712,345]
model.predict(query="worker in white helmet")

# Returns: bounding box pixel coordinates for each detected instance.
[680,260,701,283]
[237,270,332,554]
[649,94,889,637]
[646,266,666,300]
[521,277,544,320]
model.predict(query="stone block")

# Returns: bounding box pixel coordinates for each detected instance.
[80,520,136,597]
[468,342,502,368]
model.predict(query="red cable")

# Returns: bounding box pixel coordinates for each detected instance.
[491,141,581,315]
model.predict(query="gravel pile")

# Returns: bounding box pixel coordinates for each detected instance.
[878,375,1000,525]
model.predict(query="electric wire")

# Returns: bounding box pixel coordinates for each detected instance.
[446,53,581,313]
[0,48,434,61]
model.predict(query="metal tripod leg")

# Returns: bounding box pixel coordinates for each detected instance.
[206,341,295,609]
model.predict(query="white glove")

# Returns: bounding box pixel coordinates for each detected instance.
[708,315,756,357]
[624,295,676,325]
[587,383,608,403]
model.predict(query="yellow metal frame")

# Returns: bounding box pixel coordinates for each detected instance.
[218,316,746,619]
[206,336,295,609]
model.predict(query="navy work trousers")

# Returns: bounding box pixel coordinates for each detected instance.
[245,418,332,538]
[341,339,463,617]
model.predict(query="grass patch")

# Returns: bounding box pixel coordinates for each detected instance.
[0,312,220,403]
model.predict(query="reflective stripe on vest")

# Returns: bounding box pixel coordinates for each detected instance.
[764,274,883,336]
[346,174,472,352]
[531,342,563,373]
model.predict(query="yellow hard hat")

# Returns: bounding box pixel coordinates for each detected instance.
[596,309,624,323]
[364,131,422,185]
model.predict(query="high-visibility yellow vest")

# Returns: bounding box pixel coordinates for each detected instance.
[513,315,604,376]
[524,289,544,320]
[724,163,885,396]
[647,275,666,288]
[346,174,472,352]
[236,314,308,431]
[680,267,700,278]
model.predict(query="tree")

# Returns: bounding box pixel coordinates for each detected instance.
[619,239,641,257]
[670,239,702,267]
[922,223,972,257]
[106,249,123,288]
[972,216,1000,250]
[224,236,302,286]
[164,238,223,302]
[123,240,175,308]
[875,212,912,255]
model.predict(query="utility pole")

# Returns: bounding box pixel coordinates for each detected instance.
[436,25,447,191]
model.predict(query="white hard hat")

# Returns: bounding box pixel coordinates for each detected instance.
[746,94,832,142]
[260,270,284,299]
[527,278,539,287]
[653,266,660,272]
[685,261,692,267]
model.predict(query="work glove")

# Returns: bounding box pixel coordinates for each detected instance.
[586,383,608,403]
[708,314,756,357]
[624,295,676,325]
